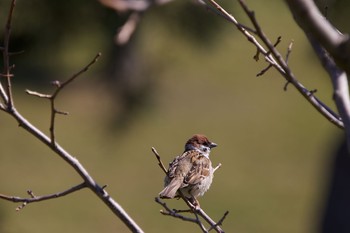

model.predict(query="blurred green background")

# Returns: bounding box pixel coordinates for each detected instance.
[0,0,349,232]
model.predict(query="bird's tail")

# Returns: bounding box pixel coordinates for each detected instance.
[159,178,183,199]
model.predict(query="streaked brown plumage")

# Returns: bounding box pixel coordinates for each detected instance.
[159,134,217,202]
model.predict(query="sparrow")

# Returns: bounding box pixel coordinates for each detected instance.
[159,134,217,205]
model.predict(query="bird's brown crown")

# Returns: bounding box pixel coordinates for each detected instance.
[184,134,217,152]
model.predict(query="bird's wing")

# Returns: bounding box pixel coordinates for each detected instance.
[167,150,193,180]
[184,151,211,185]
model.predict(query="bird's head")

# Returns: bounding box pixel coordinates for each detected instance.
[184,134,217,157]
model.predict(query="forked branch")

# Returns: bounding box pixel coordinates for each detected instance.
[26,53,101,145]
[200,0,344,129]
[0,2,144,232]
[284,0,350,150]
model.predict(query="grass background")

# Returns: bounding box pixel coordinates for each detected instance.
[0,0,346,233]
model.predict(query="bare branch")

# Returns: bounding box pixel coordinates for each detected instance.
[257,64,272,77]
[257,37,282,76]
[208,211,229,232]
[285,0,350,150]
[25,90,51,98]
[49,52,101,144]
[3,0,16,108]
[213,163,222,173]
[240,0,344,128]
[7,71,144,233]
[0,183,87,211]
[197,208,226,232]
[308,35,350,151]
[284,81,291,91]
[200,0,344,129]
[285,40,294,64]
[55,109,69,115]
[0,0,16,107]
[285,0,350,74]
[0,3,143,230]
[25,53,101,145]
[52,53,101,99]
[155,197,199,224]
[271,36,282,53]
[253,48,260,61]
[151,147,168,174]
[192,210,209,233]
[4,108,144,231]
[156,195,226,233]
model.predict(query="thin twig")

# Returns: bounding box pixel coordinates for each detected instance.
[193,210,209,233]
[151,147,168,174]
[25,90,51,98]
[0,0,16,107]
[49,53,101,144]
[266,36,282,56]
[257,36,281,76]
[273,36,282,47]
[213,163,222,173]
[238,0,343,127]
[5,68,144,233]
[256,64,272,77]
[155,197,198,223]
[3,0,16,109]
[284,81,291,91]
[253,48,260,61]
[208,211,229,232]
[157,194,210,233]
[51,53,101,99]
[286,0,350,151]
[0,182,87,211]
[25,53,101,145]
[285,40,294,64]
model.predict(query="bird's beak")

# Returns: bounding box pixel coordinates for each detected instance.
[209,142,218,148]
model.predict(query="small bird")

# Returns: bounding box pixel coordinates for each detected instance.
[159,134,217,206]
